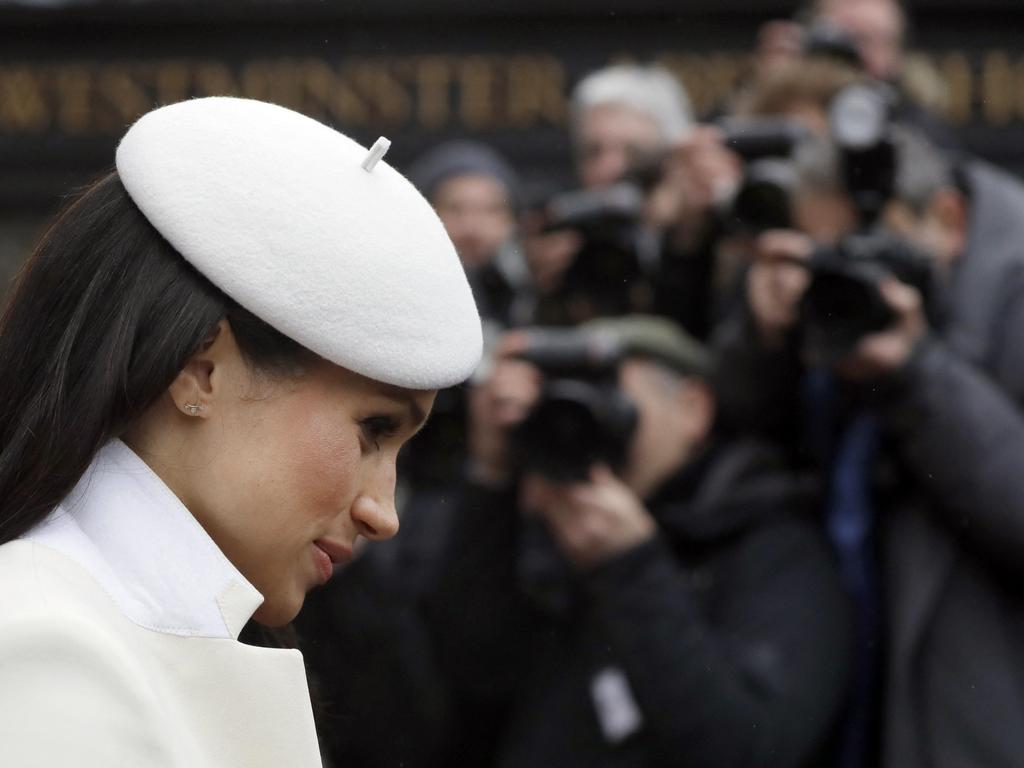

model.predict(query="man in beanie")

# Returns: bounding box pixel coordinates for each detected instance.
[408,140,533,328]
[429,316,851,768]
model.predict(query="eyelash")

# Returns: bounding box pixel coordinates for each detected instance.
[360,416,401,450]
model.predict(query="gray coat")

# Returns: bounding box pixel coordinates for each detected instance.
[879,161,1024,768]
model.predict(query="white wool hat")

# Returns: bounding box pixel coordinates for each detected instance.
[115,97,482,390]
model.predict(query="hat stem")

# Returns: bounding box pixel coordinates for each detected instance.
[361,137,392,172]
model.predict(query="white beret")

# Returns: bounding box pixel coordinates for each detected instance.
[115,97,482,390]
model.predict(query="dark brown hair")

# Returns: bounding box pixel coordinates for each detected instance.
[0,172,315,544]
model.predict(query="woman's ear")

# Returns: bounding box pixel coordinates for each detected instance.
[167,319,233,419]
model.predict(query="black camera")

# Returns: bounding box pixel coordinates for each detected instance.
[722,80,933,357]
[718,117,812,234]
[800,231,936,361]
[722,79,899,237]
[510,327,638,483]
[796,83,937,359]
[537,181,654,323]
[828,82,899,226]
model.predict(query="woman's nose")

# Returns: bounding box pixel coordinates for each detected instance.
[350,491,400,541]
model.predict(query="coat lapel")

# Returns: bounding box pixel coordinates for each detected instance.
[149,633,323,767]
[883,504,956,767]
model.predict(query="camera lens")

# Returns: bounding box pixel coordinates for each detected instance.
[801,263,894,360]
[513,380,637,483]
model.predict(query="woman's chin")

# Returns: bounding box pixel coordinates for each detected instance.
[251,595,303,628]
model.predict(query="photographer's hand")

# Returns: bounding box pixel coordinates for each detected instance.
[520,210,583,295]
[834,278,927,380]
[467,333,543,486]
[649,126,742,248]
[523,465,657,570]
[747,229,814,347]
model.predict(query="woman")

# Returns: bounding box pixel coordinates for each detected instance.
[0,97,481,766]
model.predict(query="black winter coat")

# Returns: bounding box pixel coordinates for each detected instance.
[429,440,851,768]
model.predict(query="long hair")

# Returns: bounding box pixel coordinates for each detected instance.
[0,172,314,545]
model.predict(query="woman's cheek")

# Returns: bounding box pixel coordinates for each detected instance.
[286,404,361,511]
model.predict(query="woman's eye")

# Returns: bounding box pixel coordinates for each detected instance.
[360,416,400,450]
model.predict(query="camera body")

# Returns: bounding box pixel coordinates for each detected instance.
[510,327,638,483]
[797,83,938,358]
[730,158,798,234]
[720,80,898,237]
[726,81,937,357]
[538,182,654,323]
[719,117,810,234]
[800,231,936,361]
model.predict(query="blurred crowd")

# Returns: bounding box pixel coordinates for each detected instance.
[292,1,1024,767]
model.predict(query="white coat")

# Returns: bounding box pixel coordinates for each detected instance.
[0,440,324,767]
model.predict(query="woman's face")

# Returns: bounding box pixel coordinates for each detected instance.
[133,323,435,627]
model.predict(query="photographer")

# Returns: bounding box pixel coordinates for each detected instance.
[715,123,1024,768]
[428,317,850,768]
[527,65,742,338]
[524,63,694,306]
[744,0,960,152]
[408,140,534,329]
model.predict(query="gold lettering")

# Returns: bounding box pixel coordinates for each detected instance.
[299,59,368,126]
[938,52,972,124]
[705,54,744,113]
[506,55,565,127]
[153,61,192,106]
[456,56,498,130]
[240,60,298,109]
[657,55,710,115]
[982,50,1013,126]
[1015,57,1024,123]
[9,49,1022,144]
[349,61,412,127]
[0,67,50,132]
[96,65,152,129]
[410,56,451,129]
[268,60,305,111]
[195,62,241,98]
[54,64,93,134]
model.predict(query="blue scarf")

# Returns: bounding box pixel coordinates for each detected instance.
[804,368,882,768]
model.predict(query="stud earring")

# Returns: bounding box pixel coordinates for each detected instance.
[183,403,204,416]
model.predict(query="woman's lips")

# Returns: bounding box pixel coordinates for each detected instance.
[311,540,353,584]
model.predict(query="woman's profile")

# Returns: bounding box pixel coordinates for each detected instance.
[0,97,481,766]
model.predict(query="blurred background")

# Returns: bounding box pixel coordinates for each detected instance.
[1,0,1022,286]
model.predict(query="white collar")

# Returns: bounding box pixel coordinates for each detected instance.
[22,439,264,639]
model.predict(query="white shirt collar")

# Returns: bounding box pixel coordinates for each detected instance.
[22,439,264,639]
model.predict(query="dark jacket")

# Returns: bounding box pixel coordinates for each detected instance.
[295,545,458,768]
[714,161,1024,768]
[429,440,851,768]
[878,161,1024,768]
